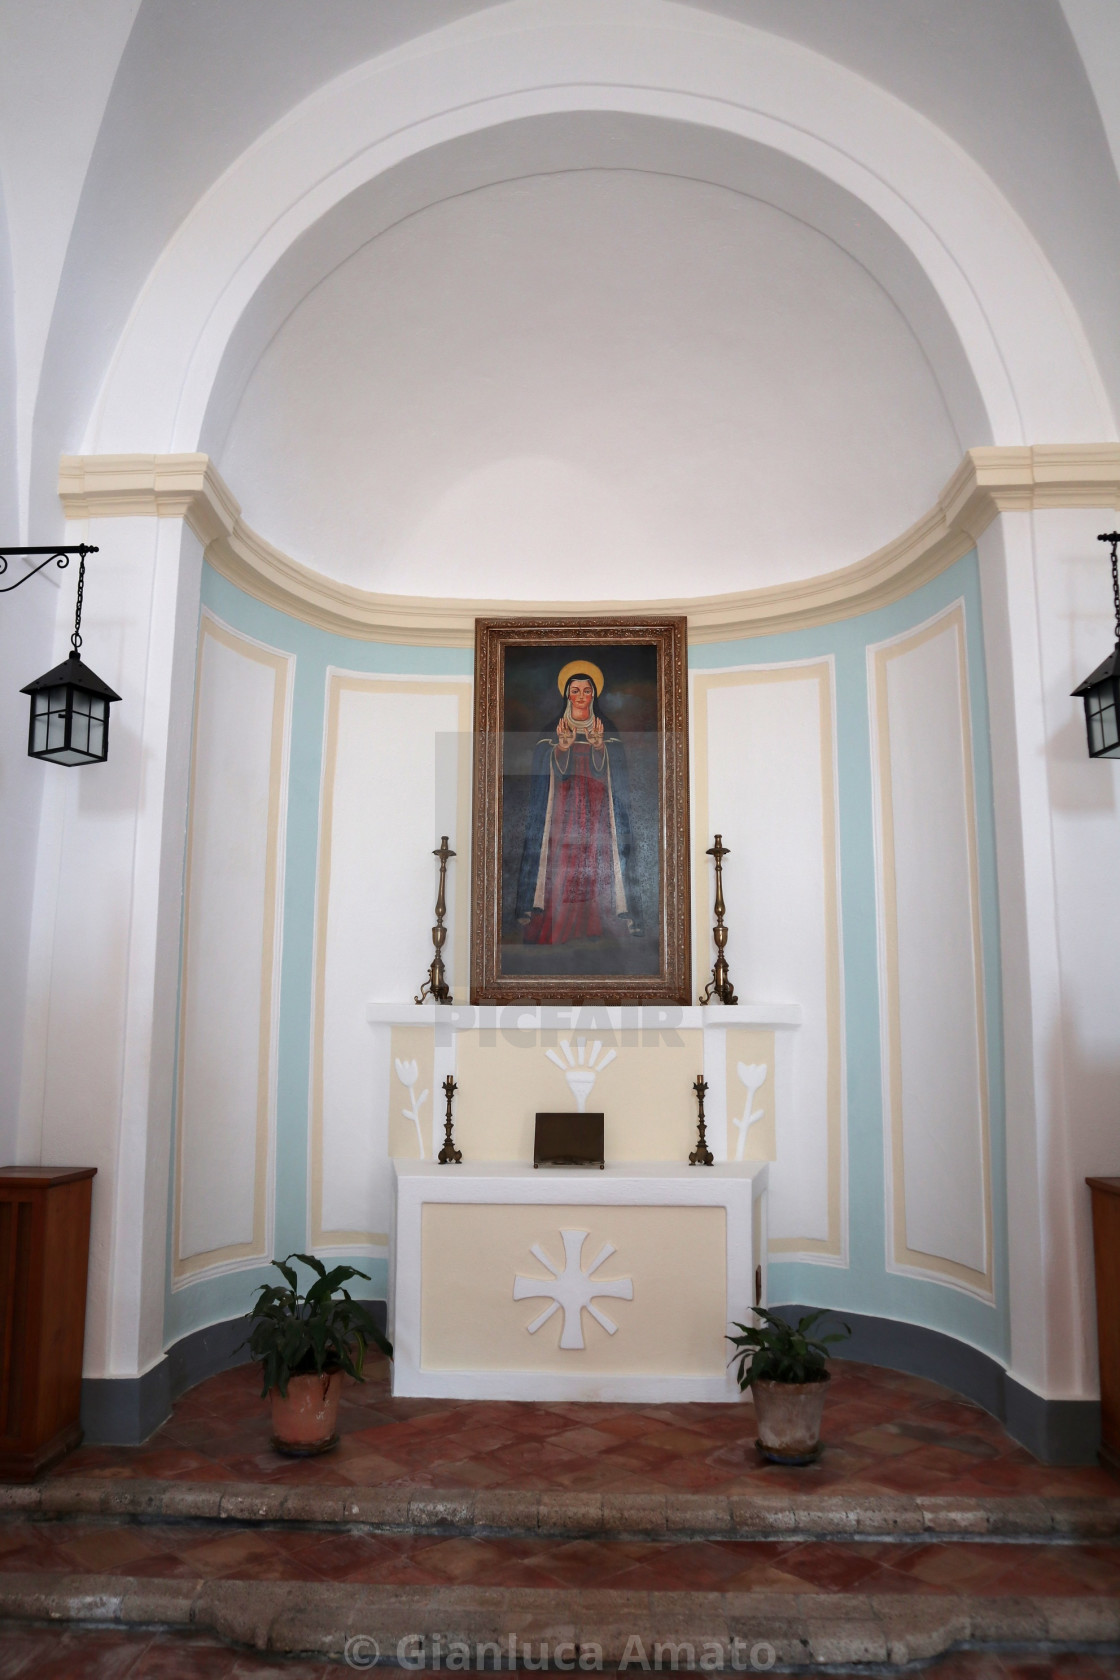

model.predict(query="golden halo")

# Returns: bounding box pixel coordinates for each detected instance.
[557,658,604,697]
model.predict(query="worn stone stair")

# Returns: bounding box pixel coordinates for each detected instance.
[2,1480,1119,1670]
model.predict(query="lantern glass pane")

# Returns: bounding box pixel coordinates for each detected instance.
[87,715,105,757]
[46,705,68,751]
[71,707,91,755]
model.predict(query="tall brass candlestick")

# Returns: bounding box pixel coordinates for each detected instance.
[437,1074,462,1164]
[415,836,455,1005]
[699,834,738,1005]
[689,1074,714,1166]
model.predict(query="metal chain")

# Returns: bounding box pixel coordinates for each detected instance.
[1098,532,1120,645]
[71,552,85,651]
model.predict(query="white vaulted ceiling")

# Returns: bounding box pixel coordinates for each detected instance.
[218,164,963,598]
[3,0,1119,597]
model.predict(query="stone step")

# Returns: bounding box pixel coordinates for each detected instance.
[0,1571,1117,1669]
[4,1478,1119,1542]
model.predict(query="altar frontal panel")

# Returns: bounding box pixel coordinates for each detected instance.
[420,1202,726,1375]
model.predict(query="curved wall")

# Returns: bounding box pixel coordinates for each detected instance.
[167,553,1006,1394]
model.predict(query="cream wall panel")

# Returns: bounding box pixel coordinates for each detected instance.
[453,1028,703,1164]
[174,615,291,1283]
[311,675,471,1249]
[870,602,993,1298]
[724,1029,777,1164]
[693,663,845,1259]
[389,1024,437,1161]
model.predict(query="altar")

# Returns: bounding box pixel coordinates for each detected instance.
[371,1001,793,1401]
[390,1160,768,1403]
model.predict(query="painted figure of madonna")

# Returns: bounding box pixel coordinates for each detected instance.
[515,660,643,944]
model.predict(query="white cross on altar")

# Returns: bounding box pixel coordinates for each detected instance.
[513,1227,634,1350]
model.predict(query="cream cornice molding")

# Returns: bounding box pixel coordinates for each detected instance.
[59,446,1120,646]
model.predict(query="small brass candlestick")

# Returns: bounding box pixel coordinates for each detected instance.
[690,1073,714,1166]
[415,836,455,1004]
[437,1074,462,1164]
[699,833,738,1005]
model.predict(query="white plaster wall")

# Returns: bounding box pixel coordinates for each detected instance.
[15,516,202,1380]
[220,169,959,602]
[1033,509,1120,1389]
[0,579,50,1166]
[0,175,44,1167]
[0,0,139,533]
[979,506,1120,1402]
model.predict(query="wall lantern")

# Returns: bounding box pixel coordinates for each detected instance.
[1072,531,1120,760]
[1,543,121,765]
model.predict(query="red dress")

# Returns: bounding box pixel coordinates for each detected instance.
[524,741,616,944]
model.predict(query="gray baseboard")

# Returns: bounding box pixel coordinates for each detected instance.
[81,1362,173,1448]
[82,1299,1098,1465]
[774,1303,1101,1466]
[81,1299,388,1448]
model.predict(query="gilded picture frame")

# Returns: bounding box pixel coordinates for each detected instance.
[471,616,690,1004]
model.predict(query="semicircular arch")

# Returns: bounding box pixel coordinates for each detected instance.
[84,0,1116,462]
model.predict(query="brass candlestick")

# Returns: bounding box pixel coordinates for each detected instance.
[690,1074,714,1166]
[415,836,455,1004]
[438,1074,462,1164]
[699,833,738,1005]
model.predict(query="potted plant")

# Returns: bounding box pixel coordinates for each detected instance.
[727,1307,850,1465]
[247,1253,392,1455]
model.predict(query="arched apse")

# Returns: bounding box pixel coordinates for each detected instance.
[209,115,979,598]
[82,0,1115,479]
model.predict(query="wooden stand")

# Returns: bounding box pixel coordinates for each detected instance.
[1087,1176,1120,1475]
[0,1166,96,1479]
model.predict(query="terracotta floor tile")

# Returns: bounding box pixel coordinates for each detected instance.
[764,1539,893,1593]
[42,1356,1120,1502]
[56,1525,168,1571]
[0,1631,60,1679]
[886,1542,1012,1591]
[8,1629,150,1679]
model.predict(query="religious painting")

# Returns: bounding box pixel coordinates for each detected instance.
[471,617,690,1004]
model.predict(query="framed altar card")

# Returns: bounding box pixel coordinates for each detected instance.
[471,616,690,1005]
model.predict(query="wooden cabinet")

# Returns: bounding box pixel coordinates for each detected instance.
[0,1167,96,1479]
[1088,1176,1120,1475]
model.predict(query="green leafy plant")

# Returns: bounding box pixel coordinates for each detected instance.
[246,1252,392,1398]
[727,1307,850,1389]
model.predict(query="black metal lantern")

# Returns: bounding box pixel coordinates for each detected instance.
[3,543,120,765]
[1072,531,1120,759]
[22,651,120,765]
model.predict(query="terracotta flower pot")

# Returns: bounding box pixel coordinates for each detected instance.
[269,1369,342,1456]
[750,1373,829,1464]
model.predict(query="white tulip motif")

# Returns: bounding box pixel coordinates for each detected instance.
[544,1036,617,1112]
[394,1058,428,1158]
[733,1061,768,1161]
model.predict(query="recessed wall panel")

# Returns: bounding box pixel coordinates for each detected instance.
[870,602,993,1297]
[311,675,472,1250]
[692,662,845,1259]
[174,615,291,1283]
